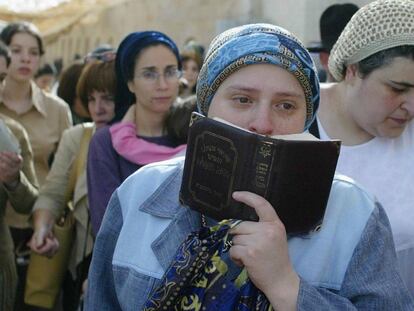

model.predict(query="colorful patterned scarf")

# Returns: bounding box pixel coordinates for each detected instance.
[143,220,272,311]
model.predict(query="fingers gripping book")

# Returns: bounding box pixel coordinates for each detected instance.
[179,112,341,234]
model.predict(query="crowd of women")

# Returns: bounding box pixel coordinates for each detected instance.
[0,0,413,310]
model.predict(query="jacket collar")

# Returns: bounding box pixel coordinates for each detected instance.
[140,158,186,218]
[30,81,47,117]
[0,81,47,117]
[139,159,202,271]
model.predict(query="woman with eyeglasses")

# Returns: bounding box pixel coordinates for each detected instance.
[28,59,116,311]
[87,31,186,235]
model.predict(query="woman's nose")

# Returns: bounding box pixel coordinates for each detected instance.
[157,74,168,89]
[21,51,30,62]
[247,107,274,135]
[94,100,104,113]
[401,93,414,116]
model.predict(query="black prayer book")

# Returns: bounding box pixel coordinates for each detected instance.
[179,112,341,234]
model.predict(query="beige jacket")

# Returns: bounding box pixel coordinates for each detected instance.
[0,81,72,228]
[32,123,94,278]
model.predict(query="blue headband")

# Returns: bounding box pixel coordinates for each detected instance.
[196,23,320,130]
[114,31,181,110]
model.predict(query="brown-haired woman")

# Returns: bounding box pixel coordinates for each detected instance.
[0,21,72,310]
[178,50,202,98]
[28,59,116,310]
[57,61,91,125]
[0,21,72,186]
[0,39,38,311]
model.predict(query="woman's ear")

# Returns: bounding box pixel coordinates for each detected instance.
[344,64,359,84]
[127,80,135,94]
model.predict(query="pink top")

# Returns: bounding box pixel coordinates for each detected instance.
[109,121,186,165]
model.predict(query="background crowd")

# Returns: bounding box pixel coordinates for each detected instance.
[0,0,413,310]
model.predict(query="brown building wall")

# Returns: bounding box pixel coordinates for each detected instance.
[44,0,253,66]
[43,0,375,68]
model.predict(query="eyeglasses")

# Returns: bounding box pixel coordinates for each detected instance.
[135,68,182,83]
[84,50,116,64]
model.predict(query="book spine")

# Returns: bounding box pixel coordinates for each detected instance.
[248,139,277,199]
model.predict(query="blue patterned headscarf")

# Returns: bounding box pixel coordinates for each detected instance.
[113,31,181,122]
[196,23,320,130]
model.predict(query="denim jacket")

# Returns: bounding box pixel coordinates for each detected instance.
[85,156,413,310]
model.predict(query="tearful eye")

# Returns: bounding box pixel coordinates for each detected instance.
[233,96,251,104]
[277,102,295,110]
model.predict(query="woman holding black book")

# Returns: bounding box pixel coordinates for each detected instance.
[85,23,413,310]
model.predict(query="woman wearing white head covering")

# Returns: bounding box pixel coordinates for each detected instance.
[313,0,414,295]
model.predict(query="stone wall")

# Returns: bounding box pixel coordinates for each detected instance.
[44,0,374,68]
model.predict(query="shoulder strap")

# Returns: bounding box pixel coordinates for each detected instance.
[64,125,94,208]
[75,125,94,180]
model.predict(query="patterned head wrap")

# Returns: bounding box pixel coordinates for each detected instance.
[114,31,181,120]
[329,0,414,81]
[196,23,320,130]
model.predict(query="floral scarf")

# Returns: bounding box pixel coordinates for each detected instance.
[143,220,272,311]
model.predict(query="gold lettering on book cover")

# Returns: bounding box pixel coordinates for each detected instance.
[251,141,275,195]
[259,144,272,158]
[189,131,238,211]
[254,163,269,189]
